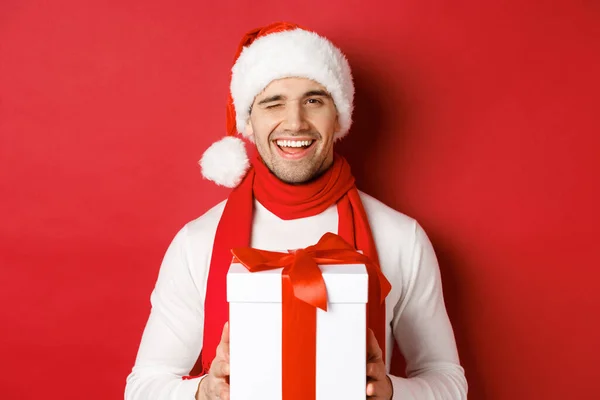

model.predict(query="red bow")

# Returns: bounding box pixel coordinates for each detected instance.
[232,232,391,310]
[231,232,391,400]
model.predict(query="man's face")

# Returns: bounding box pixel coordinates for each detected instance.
[245,77,340,184]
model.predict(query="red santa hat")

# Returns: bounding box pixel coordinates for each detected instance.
[200,22,355,188]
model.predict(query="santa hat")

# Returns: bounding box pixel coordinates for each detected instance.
[200,22,355,188]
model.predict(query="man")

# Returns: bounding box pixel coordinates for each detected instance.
[125,22,467,400]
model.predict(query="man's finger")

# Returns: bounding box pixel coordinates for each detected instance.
[216,342,230,364]
[366,361,385,380]
[210,358,230,378]
[219,359,230,378]
[366,328,383,361]
[220,322,230,355]
[366,380,377,397]
[221,322,229,343]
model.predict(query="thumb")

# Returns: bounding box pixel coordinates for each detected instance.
[366,328,382,361]
[221,322,230,354]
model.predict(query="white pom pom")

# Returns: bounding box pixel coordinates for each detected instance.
[199,136,250,188]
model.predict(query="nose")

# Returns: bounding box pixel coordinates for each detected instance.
[282,101,309,132]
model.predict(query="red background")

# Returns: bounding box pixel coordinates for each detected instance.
[1,1,599,399]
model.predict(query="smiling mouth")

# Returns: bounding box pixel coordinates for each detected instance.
[273,138,317,159]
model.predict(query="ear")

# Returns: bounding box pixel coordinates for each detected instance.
[335,115,341,134]
[244,119,254,138]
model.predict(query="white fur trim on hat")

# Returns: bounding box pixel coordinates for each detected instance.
[230,28,354,140]
[199,136,250,188]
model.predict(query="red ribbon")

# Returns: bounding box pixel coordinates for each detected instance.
[231,232,391,400]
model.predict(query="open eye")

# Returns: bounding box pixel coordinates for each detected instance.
[306,98,323,105]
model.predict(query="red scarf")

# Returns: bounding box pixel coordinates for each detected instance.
[190,153,387,375]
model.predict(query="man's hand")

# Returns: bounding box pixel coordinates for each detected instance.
[196,322,230,400]
[366,328,393,399]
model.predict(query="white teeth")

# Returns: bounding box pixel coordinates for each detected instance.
[276,139,313,148]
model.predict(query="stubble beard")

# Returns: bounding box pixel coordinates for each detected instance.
[255,138,331,184]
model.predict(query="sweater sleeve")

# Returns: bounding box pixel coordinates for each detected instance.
[388,222,468,399]
[125,224,206,400]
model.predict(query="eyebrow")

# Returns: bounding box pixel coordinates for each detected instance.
[304,90,331,98]
[256,90,332,106]
[257,95,284,106]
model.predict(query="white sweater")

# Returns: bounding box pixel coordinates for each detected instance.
[125,191,467,399]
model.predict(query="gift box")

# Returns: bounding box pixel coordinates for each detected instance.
[227,259,368,400]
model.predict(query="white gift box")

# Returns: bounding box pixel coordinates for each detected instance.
[227,261,368,400]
